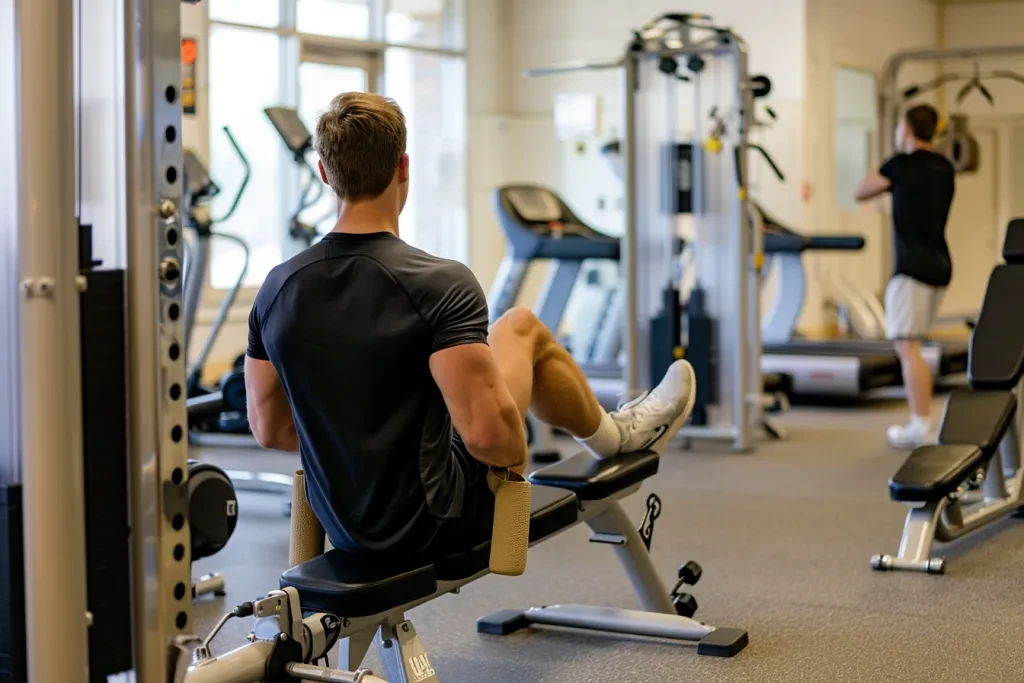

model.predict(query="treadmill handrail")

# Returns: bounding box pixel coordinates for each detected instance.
[804,235,865,251]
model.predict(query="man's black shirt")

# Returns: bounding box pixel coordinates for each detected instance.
[879,150,955,287]
[247,232,490,554]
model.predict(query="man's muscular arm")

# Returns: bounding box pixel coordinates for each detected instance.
[244,356,299,452]
[423,260,525,470]
[430,344,527,470]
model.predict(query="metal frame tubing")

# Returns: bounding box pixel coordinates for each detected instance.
[124,0,193,679]
[880,43,1024,159]
[12,0,92,680]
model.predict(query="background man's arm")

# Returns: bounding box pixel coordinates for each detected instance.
[854,170,892,202]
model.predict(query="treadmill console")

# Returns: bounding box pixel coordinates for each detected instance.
[183,149,217,203]
[495,185,620,261]
[504,186,587,237]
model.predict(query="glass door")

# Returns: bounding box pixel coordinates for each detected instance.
[294,43,382,241]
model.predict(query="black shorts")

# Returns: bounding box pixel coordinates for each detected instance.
[430,432,496,553]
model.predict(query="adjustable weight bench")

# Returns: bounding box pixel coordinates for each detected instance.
[178,451,749,683]
[871,219,1024,575]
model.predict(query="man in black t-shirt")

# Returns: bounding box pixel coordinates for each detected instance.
[244,92,697,556]
[855,104,955,449]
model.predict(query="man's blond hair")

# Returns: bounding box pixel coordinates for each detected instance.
[315,92,407,201]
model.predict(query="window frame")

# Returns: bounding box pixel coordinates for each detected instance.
[198,0,467,311]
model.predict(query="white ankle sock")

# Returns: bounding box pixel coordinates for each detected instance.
[577,412,623,459]
[910,414,931,432]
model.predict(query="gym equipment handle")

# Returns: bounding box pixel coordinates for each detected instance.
[804,236,865,251]
[212,126,251,224]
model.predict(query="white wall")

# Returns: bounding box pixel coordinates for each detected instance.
[803,0,938,331]
[465,0,516,291]
[938,1,1024,313]
[941,1,1024,117]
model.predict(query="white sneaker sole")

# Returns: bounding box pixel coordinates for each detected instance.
[645,360,697,454]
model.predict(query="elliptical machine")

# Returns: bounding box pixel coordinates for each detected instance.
[182,127,252,439]
[265,106,328,247]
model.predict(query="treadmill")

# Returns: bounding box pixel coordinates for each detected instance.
[759,211,968,397]
[488,184,623,383]
[490,186,791,401]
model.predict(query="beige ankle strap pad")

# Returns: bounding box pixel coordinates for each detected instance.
[486,468,531,576]
[289,469,325,566]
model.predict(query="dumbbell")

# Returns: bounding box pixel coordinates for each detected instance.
[672,592,699,618]
[678,560,703,586]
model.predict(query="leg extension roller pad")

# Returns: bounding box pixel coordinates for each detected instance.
[477,609,531,636]
[697,627,749,658]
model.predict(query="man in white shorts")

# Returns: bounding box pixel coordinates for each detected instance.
[855,104,955,448]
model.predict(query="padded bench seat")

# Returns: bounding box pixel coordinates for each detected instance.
[529,450,659,500]
[889,445,986,502]
[280,487,578,616]
[888,389,1018,503]
[280,450,658,618]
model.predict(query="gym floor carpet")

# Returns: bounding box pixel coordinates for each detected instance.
[193,398,1024,682]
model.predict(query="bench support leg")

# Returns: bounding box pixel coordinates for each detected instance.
[871,501,946,574]
[338,626,376,671]
[375,617,439,683]
[587,501,675,614]
[479,496,750,657]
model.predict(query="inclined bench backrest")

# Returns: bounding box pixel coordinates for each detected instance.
[968,218,1024,391]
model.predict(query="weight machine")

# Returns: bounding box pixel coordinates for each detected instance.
[525,13,767,451]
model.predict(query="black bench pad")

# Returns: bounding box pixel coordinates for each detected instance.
[969,264,1024,390]
[528,450,659,500]
[938,389,1016,454]
[280,552,437,618]
[435,486,578,581]
[889,445,987,502]
[279,487,578,616]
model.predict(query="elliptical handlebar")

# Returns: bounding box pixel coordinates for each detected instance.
[212,125,251,224]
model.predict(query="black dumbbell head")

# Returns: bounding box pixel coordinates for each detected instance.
[678,560,703,586]
[672,592,699,618]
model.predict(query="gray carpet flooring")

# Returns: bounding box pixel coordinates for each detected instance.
[192,399,1024,682]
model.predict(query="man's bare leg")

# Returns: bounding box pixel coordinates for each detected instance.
[488,308,603,438]
[888,339,936,448]
[488,308,696,458]
[896,340,933,419]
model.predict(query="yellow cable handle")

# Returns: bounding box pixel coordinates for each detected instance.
[704,136,723,155]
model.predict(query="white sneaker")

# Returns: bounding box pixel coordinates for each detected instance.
[886,422,935,450]
[611,360,697,454]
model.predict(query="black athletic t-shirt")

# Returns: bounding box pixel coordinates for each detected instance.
[246,232,490,554]
[879,150,955,287]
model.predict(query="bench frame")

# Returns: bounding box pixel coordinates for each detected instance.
[179,483,747,683]
[872,413,1024,574]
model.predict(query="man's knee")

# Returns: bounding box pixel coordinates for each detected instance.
[491,307,546,341]
[894,339,922,362]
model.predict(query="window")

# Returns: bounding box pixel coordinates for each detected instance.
[208,0,280,27]
[203,0,469,287]
[297,0,372,40]
[387,0,464,50]
[385,48,467,261]
[208,25,285,287]
[834,67,877,211]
